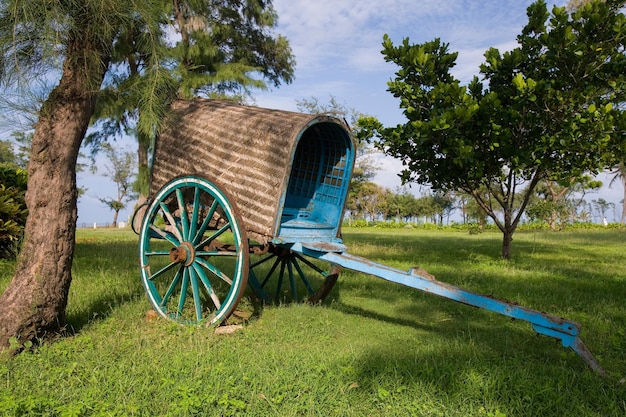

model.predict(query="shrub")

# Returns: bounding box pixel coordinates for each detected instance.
[349,218,371,228]
[0,166,28,258]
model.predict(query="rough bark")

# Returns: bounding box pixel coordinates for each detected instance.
[0,34,109,351]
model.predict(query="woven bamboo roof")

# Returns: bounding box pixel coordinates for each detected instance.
[151,99,352,243]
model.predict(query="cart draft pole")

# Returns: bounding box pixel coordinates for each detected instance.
[295,244,606,376]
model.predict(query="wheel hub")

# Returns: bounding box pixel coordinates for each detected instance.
[169,241,195,266]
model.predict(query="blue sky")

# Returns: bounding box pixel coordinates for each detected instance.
[69,0,621,224]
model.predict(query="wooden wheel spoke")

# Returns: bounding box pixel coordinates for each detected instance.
[293,252,326,275]
[175,189,190,241]
[292,257,316,295]
[188,187,201,240]
[193,263,221,310]
[251,253,275,268]
[195,257,233,286]
[188,266,203,321]
[260,256,282,288]
[287,259,298,300]
[195,250,238,257]
[158,202,184,243]
[275,259,287,301]
[195,221,231,250]
[145,250,171,256]
[148,260,179,282]
[149,224,180,246]
[177,268,190,316]
[161,266,183,307]
[192,199,218,245]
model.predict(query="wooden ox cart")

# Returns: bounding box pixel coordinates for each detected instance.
[134,99,604,374]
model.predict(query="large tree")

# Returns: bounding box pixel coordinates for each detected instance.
[0,0,165,351]
[362,0,626,258]
[0,0,295,351]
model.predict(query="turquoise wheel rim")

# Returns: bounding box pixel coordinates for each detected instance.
[139,176,249,325]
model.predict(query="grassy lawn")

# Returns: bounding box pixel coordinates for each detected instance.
[0,227,625,416]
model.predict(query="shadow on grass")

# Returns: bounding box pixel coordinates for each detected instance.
[349,342,625,417]
[66,238,145,333]
[328,281,626,416]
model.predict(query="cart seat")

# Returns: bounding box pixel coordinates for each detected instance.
[280,207,335,229]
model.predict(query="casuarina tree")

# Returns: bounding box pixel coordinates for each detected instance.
[0,0,172,351]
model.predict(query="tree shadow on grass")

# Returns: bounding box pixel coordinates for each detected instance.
[347,342,625,417]
[328,287,626,416]
[324,249,626,375]
[65,238,146,333]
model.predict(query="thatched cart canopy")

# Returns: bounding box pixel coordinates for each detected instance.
[151,99,355,244]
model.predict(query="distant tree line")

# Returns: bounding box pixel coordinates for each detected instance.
[344,177,612,229]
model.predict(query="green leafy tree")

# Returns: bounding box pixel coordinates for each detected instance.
[346,181,389,221]
[0,140,17,168]
[388,190,416,221]
[527,176,602,228]
[569,0,626,227]
[0,0,166,351]
[432,191,456,225]
[362,0,626,258]
[8,131,31,169]
[592,198,614,222]
[609,162,626,224]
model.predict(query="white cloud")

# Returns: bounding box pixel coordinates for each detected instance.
[267,0,548,99]
[272,0,466,73]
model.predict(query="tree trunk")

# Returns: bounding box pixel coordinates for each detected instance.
[112,209,120,228]
[549,210,558,231]
[0,36,109,351]
[501,228,514,260]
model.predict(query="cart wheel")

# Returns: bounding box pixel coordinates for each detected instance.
[139,176,249,325]
[249,244,340,304]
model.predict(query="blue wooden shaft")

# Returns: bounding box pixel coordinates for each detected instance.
[295,245,605,375]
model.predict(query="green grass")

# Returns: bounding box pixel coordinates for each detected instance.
[0,227,625,416]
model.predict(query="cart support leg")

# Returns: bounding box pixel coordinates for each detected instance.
[301,248,606,375]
